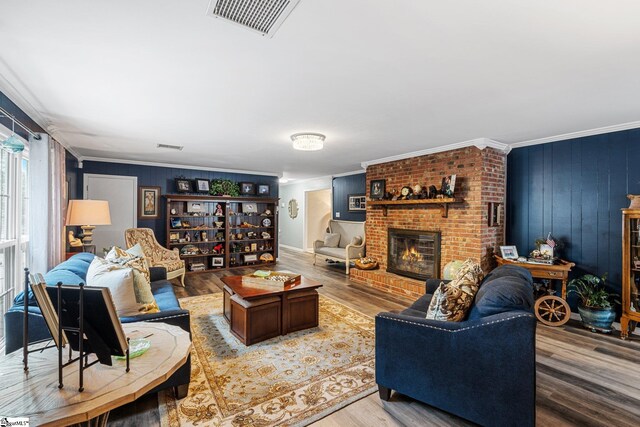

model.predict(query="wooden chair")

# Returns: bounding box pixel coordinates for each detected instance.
[124,228,186,287]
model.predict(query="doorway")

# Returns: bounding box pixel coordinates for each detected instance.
[304,189,332,252]
[83,174,137,252]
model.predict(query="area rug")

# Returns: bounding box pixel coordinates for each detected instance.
[158,293,376,427]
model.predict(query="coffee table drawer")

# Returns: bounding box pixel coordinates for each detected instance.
[283,290,319,334]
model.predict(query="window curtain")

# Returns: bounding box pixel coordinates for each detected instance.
[29,133,66,273]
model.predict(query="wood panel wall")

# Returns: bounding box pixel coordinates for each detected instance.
[75,160,279,245]
[332,173,366,222]
[507,128,640,300]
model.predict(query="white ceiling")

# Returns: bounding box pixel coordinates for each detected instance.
[1,0,640,179]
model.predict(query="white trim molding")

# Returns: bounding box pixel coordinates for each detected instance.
[509,120,640,149]
[80,156,280,177]
[360,138,509,169]
[332,169,366,178]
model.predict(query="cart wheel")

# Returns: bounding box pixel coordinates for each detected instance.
[534,295,571,327]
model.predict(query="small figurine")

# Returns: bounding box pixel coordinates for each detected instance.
[68,230,83,248]
[214,203,224,216]
[185,232,191,242]
[213,243,223,254]
[428,185,438,199]
[201,231,207,241]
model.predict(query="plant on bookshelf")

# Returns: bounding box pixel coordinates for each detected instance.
[210,179,239,197]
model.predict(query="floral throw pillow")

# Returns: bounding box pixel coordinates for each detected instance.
[106,246,159,313]
[426,259,484,321]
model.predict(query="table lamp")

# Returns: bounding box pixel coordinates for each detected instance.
[66,200,112,245]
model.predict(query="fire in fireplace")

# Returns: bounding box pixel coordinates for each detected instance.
[387,228,441,281]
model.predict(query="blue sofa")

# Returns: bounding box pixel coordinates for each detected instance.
[4,252,191,398]
[375,265,537,427]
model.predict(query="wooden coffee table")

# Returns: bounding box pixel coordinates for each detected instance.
[0,322,191,426]
[221,274,323,345]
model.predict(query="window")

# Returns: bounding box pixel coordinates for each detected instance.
[0,141,29,348]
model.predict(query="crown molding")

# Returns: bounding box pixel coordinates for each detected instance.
[279,175,333,187]
[510,120,640,149]
[332,169,365,178]
[0,68,84,159]
[80,156,280,177]
[360,138,509,169]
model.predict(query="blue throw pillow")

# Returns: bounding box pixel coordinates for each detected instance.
[482,265,532,286]
[468,277,533,320]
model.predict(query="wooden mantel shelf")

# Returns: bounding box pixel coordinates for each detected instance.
[368,198,459,218]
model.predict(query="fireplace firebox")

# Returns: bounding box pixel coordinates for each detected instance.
[387,228,441,281]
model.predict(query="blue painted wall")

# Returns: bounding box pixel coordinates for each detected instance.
[507,127,640,303]
[332,173,366,222]
[75,160,279,245]
[0,91,45,139]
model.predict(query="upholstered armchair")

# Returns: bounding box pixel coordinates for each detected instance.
[313,220,365,274]
[125,228,186,287]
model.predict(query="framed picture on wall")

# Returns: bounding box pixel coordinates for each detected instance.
[139,186,161,219]
[370,179,385,200]
[194,178,210,194]
[257,184,270,196]
[348,194,366,211]
[175,178,191,193]
[240,182,255,195]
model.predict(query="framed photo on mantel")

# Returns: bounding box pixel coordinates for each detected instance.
[370,179,385,200]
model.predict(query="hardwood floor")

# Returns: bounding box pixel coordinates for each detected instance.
[109,248,640,426]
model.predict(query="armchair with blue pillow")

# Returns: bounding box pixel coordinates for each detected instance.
[375,264,537,427]
[4,252,191,398]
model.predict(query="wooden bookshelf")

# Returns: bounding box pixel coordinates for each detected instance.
[165,195,278,274]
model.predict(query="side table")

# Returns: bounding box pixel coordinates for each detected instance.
[495,255,575,299]
[0,322,191,426]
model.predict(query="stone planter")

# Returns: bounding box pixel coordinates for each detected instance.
[577,305,616,333]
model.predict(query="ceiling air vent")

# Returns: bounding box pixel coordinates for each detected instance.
[206,0,301,38]
[157,144,184,151]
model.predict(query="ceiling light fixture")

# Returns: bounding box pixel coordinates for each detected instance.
[291,133,325,151]
[279,177,289,183]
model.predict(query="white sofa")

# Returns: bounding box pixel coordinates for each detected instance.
[313,220,366,274]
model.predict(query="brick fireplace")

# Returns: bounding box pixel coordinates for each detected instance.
[350,145,506,299]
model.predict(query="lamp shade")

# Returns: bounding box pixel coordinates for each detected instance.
[66,200,112,226]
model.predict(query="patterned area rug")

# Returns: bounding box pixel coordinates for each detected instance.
[158,293,376,426]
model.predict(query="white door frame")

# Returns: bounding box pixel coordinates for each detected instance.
[83,173,138,239]
[303,188,332,253]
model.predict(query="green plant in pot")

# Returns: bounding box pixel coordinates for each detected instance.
[210,179,239,197]
[567,273,619,333]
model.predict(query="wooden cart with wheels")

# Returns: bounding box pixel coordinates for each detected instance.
[495,256,575,327]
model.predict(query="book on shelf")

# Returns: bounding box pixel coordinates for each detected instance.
[189,262,206,271]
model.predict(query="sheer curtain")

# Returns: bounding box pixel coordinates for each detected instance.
[29,133,66,273]
[50,138,66,267]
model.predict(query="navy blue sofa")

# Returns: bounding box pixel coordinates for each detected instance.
[375,265,537,427]
[4,252,191,398]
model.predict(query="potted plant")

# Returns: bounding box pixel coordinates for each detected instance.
[567,273,619,333]
[210,179,239,197]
